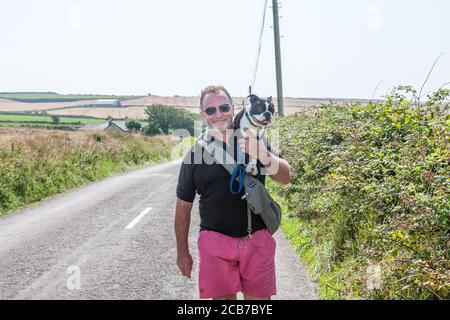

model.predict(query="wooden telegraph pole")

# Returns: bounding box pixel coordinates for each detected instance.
[272,0,284,116]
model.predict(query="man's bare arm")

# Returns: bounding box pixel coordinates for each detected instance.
[260,151,291,185]
[175,197,193,252]
[174,197,194,278]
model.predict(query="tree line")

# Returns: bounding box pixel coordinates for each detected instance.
[125,104,200,136]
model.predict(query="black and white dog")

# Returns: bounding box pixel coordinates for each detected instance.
[233,94,275,176]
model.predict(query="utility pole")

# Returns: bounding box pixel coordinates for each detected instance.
[272,0,284,116]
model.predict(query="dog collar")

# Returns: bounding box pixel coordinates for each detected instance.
[245,111,259,127]
[245,111,269,129]
[244,111,267,139]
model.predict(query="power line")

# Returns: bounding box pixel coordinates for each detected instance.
[248,0,285,117]
[250,0,268,94]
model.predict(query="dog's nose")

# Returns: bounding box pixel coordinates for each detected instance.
[263,112,272,120]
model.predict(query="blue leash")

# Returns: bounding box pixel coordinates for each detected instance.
[229,164,246,195]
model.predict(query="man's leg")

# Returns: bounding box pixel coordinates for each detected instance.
[240,229,277,299]
[198,230,242,299]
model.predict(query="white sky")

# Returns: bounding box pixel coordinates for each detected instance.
[0,0,449,99]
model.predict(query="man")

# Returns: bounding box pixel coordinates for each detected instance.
[174,85,291,300]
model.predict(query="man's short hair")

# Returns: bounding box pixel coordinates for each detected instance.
[200,85,233,110]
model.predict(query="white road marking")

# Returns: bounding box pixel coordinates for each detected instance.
[125,207,152,230]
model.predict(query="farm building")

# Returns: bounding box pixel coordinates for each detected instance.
[79,117,129,133]
[94,99,122,107]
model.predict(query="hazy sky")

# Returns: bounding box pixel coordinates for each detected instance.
[0,0,449,98]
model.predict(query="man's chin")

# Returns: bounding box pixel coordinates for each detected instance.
[210,122,230,132]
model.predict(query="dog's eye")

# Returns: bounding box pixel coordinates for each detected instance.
[268,104,275,113]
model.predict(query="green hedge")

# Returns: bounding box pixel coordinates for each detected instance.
[274,87,449,299]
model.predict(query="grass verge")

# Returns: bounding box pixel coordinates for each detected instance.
[0,128,178,217]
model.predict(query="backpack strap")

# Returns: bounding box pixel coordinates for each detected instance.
[247,205,253,238]
[196,133,253,237]
[196,133,236,174]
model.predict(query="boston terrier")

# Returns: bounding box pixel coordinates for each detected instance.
[233,94,275,176]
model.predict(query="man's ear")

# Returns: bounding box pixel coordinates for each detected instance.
[248,94,259,103]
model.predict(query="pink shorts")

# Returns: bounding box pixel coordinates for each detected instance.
[197,228,276,299]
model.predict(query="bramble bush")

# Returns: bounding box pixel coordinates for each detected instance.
[274,86,449,299]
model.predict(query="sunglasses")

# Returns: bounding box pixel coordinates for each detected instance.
[203,103,232,116]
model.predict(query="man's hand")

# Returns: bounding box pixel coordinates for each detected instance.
[238,128,291,184]
[238,128,268,161]
[177,251,193,278]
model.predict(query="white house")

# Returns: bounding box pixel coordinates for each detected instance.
[79,117,129,133]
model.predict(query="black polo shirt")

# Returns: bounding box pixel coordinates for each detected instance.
[176,134,280,237]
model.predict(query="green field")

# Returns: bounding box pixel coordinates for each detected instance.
[0,114,104,124]
[0,113,149,131]
[0,113,105,130]
[0,92,139,103]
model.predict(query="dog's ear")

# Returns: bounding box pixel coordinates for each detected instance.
[267,96,272,102]
[248,94,259,103]
[233,109,245,129]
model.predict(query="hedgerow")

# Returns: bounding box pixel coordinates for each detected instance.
[275,87,449,299]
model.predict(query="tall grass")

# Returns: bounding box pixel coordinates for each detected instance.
[0,128,177,216]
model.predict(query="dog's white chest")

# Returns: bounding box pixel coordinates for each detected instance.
[239,116,264,139]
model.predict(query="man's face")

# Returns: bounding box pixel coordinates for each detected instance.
[200,92,234,132]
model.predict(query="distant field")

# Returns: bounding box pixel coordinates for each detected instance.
[0,113,106,130]
[0,92,139,103]
[0,114,104,124]
[47,107,149,119]
[0,93,377,117]
[0,113,148,132]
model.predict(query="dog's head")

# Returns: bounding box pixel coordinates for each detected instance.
[246,94,275,127]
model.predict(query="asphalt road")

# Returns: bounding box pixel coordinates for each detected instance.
[0,159,317,300]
